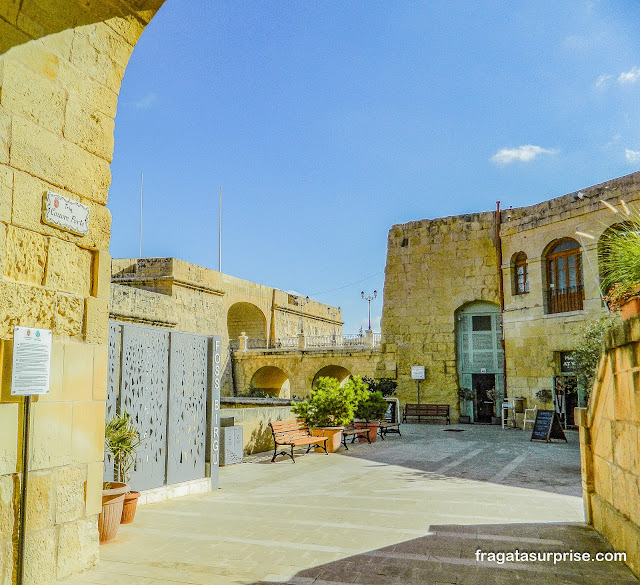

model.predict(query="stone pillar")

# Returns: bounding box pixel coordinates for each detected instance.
[0,3,163,583]
[238,332,248,353]
[575,407,594,524]
[298,332,307,350]
[365,329,375,348]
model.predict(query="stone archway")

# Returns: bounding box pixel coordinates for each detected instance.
[250,366,291,398]
[312,364,352,387]
[0,4,165,581]
[227,302,267,341]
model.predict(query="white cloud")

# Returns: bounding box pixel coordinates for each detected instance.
[625,149,640,164]
[595,74,612,89]
[618,67,640,84]
[490,145,558,166]
[133,93,157,109]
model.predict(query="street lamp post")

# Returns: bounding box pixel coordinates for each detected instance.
[361,290,378,331]
[327,307,340,343]
[299,296,310,333]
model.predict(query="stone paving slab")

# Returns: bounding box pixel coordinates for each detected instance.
[57,424,638,585]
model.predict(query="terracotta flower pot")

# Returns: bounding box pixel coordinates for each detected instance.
[355,422,380,443]
[121,491,140,524]
[99,482,129,544]
[312,427,344,453]
[620,296,640,321]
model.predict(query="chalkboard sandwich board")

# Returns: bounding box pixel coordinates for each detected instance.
[530,409,567,443]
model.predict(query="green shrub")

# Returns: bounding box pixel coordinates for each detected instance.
[354,390,389,422]
[362,376,397,396]
[104,412,142,484]
[291,376,360,427]
[571,315,619,401]
[600,216,640,307]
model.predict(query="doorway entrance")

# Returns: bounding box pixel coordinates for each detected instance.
[553,375,578,428]
[472,373,496,423]
[456,301,504,423]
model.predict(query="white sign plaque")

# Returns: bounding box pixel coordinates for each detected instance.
[42,191,89,235]
[11,327,53,396]
[411,366,425,380]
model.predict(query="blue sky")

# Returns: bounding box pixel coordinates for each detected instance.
[108,0,640,333]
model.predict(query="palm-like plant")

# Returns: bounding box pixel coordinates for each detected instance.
[104,412,142,485]
[600,216,640,309]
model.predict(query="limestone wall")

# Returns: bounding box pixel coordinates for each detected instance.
[500,172,640,407]
[381,212,500,413]
[111,257,344,396]
[577,316,640,578]
[380,172,640,418]
[233,348,394,398]
[0,3,162,582]
[221,405,295,455]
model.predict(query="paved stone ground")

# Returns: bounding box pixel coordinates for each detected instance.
[58,424,639,585]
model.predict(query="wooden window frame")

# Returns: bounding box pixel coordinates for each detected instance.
[546,239,584,314]
[514,253,529,295]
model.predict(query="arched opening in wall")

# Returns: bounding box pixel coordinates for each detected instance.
[250,366,291,398]
[542,238,584,314]
[227,303,267,343]
[511,252,529,295]
[312,365,351,387]
[455,301,503,424]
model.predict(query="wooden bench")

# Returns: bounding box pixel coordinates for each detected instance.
[341,425,371,449]
[269,419,328,462]
[402,403,450,424]
[378,420,402,439]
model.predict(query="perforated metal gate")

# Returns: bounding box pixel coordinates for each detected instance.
[105,323,220,491]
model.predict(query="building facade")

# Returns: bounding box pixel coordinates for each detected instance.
[381,171,640,423]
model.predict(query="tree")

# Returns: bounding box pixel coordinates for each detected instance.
[571,315,619,402]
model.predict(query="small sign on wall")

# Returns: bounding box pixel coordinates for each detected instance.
[11,327,53,396]
[42,191,89,235]
[411,366,425,380]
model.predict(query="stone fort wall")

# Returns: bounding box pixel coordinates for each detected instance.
[381,211,500,414]
[577,316,640,578]
[110,257,344,396]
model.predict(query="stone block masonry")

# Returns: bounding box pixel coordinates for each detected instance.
[381,211,499,414]
[0,3,164,583]
[381,172,640,420]
[577,315,640,578]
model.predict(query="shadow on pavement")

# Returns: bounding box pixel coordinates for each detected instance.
[251,522,639,585]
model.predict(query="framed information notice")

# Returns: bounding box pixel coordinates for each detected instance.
[11,327,53,396]
[411,366,425,380]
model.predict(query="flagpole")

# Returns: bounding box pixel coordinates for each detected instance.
[219,186,222,272]
[139,172,144,259]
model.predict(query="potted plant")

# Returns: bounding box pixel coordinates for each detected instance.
[354,389,388,442]
[98,480,129,544]
[291,376,360,452]
[104,412,142,526]
[351,377,389,442]
[600,216,640,319]
[485,387,502,425]
[603,282,640,320]
[458,387,474,423]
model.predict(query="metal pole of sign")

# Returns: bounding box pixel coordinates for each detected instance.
[17,395,31,585]
[417,380,421,404]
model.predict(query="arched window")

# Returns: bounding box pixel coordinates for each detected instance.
[513,252,529,294]
[546,239,583,313]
